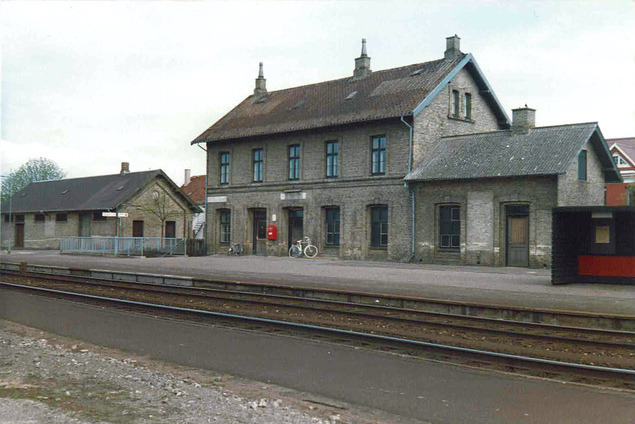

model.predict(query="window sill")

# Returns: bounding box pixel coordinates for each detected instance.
[447,115,475,124]
[369,246,387,250]
[438,248,460,253]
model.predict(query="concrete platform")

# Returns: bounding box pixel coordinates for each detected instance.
[1,250,634,316]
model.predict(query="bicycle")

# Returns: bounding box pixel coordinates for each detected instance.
[227,242,243,255]
[288,236,318,258]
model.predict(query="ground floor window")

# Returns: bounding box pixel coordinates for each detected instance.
[219,209,231,244]
[370,205,388,248]
[439,205,460,249]
[325,207,340,246]
[34,214,45,222]
[56,213,67,223]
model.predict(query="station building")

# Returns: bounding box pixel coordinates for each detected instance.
[191,36,621,267]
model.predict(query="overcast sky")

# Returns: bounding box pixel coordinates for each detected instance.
[1,1,634,185]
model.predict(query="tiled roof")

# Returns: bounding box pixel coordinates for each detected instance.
[181,175,206,204]
[192,56,468,143]
[608,137,635,166]
[2,170,201,214]
[405,123,622,183]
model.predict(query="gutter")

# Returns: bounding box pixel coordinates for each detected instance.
[400,115,416,260]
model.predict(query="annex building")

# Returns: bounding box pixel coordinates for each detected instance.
[191,36,621,267]
[1,163,201,250]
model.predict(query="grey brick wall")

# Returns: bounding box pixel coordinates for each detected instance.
[557,139,606,206]
[413,176,558,268]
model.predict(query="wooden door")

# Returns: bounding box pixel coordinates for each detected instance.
[133,220,144,237]
[79,213,91,237]
[165,221,176,238]
[287,208,303,249]
[252,209,267,255]
[507,215,529,267]
[15,223,24,248]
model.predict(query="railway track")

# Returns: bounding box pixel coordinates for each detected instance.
[1,273,634,391]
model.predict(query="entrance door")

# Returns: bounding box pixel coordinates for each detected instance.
[15,223,24,248]
[79,213,91,237]
[506,205,529,267]
[165,221,176,238]
[287,208,304,249]
[133,220,144,237]
[252,209,267,255]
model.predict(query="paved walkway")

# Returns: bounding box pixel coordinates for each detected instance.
[2,250,634,315]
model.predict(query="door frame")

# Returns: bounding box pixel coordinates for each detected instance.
[251,209,267,255]
[15,223,24,248]
[505,205,529,267]
[287,207,304,249]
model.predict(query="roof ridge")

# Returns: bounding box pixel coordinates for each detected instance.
[258,57,455,96]
[32,169,161,184]
[440,122,598,140]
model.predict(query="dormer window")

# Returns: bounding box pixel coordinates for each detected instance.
[613,153,628,166]
[344,91,357,100]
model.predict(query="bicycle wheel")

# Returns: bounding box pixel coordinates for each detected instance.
[289,245,302,258]
[304,244,318,258]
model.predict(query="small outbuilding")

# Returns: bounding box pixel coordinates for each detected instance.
[552,206,635,284]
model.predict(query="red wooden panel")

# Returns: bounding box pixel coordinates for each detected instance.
[578,256,635,277]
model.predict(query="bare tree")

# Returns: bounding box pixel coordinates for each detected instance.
[129,190,184,238]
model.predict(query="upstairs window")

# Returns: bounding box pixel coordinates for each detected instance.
[578,150,587,181]
[371,136,386,175]
[325,207,340,246]
[253,149,264,182]
[464,93,472,120]
[289,144,301,180]
[451,90,460,117]
[440,206,460,249]
[219,152,230,185]
[326,141,339,178]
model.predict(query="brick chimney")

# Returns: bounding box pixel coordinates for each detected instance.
[120,162,130,174]
[353,38,372,79]
[184,169,191,186]
[511,106,536,134]
[254,62,267,96]
[444,35,462,60]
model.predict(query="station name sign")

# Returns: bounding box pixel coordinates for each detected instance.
[102,212,129,218]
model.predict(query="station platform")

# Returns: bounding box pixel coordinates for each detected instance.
[1,250,634,316]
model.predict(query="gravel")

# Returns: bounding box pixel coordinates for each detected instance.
[0,319,425,424]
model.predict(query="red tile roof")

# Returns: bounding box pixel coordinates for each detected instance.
[608,137,635,167]
[181,175,206,204]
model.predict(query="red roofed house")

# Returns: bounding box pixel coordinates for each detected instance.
[181,169,206,238]
[606,138,635,205]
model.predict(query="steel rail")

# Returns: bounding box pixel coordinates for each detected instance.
[2,281,634,382]
[10,271,635,347]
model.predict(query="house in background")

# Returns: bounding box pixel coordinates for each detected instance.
[181,169,206,239]
[190,36,620,267]
[1,163,201,250]
[606,137,635,206]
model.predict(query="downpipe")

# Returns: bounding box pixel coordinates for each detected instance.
[401,116,416,261]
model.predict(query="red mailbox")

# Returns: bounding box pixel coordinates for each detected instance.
[267,225,278,240]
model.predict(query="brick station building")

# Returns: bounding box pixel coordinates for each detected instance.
[191,36,621,267]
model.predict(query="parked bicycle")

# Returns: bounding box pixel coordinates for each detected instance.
[288,236,318,258]
[227,242,243,256]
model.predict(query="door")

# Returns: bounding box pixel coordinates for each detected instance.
[133,220,144,237]
[252,209,267,255]
[79,213,91,237]
[15,223,24,248]
[287,208,304,249]
[506,205,529,267]
[165,221,176,238]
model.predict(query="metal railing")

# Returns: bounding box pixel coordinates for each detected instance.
[60,236,186,256]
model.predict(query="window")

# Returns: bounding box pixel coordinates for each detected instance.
[325,207,340,246]
[56,213,68,223]
[451,90,459,117]
[326,141,339,178]
[220,210,231,244]
[219,152,230,184]
[370,206,388,248]
[93,212,106,221]
[253,149,264,182]
[613,153,628,166]
[371,136,386,175]
[288,144,301,180]
[14,214,24,223]
[440,206,460,249]
[34,214,45,222]
[464,93,472,120]
[578,150,587,180]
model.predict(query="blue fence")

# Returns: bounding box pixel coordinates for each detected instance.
[60,237,186,256]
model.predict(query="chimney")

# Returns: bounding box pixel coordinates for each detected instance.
[254,62,267,95]
[184,169,191,186]
[511,106,536,134]
[444,35,462,60]
[353,38,372,79]
[120,162,130,174]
